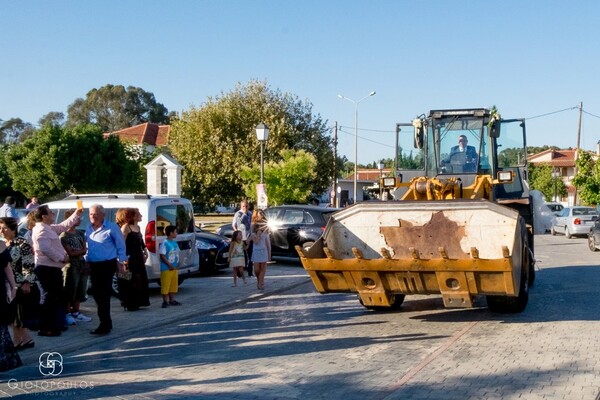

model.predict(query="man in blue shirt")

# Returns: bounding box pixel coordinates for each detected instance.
[85,204,128,335]
[232,199,253,276]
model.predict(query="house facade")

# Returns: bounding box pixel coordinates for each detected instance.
[526,149,576,205]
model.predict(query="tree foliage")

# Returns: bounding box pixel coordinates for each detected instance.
[529,163,567,201]
[0,144,13,198]
[239,149,317,205]
[572,150,600,205]
[169,80,333,209]
[66,84,170,132]
[5,124,143,199]
[0,118,35,143]
[39,112,65,128]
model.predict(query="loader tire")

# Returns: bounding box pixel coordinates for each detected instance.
[487,219,529,313]
[359,294,405,311]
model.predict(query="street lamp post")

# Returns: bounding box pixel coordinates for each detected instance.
[255,122,270,184]
[338,91,376,204]
[378,162,384,199]
[552,169,560,202]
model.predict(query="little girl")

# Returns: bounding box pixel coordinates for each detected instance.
[228,230,247,287]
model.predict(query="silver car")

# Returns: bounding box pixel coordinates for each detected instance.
[551,206,598,238]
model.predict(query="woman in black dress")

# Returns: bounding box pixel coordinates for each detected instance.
[119,208,150,311]
[0,240,22,371]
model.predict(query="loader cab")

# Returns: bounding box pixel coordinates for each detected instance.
[393,108,528,201]
[427,109,492,180]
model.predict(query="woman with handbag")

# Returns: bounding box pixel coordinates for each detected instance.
[0,240,22,371]
[0,217,38,350]
[118,208,150,311]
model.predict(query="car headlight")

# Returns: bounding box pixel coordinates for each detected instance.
[196,240,217,250]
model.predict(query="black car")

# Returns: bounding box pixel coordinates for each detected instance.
[217,205,340,258]
[195,227,230,273]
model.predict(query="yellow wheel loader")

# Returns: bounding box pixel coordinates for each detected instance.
[297,108,535,313]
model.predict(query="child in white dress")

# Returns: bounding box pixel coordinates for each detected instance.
[228,231,247,287]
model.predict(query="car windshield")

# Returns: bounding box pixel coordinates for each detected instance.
[573,208,597,216]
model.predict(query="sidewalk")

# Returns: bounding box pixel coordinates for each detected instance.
[17,263,311,366]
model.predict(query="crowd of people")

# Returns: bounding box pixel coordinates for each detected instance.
[0,196,269,372]
[230,200,271,290]
[0,201,181,372]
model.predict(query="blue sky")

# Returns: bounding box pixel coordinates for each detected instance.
[2,0,600,164]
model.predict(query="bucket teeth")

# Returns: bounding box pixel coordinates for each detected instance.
[352,247,364,259]
[438,247,449,259]
[470,247,480,259]
[409,247,420,259]
[381,248,392,259]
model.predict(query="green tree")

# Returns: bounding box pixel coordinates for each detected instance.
[5,124,143,198]
[239,149,317,205]
[572,150,600,205]
[169,80,333,209]
[0,118,35,143]
[529,163,567,201]
[39,111,65,127]
[66,84,170,132]
[0,144,14,197]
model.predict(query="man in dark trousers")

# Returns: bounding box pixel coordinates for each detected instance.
[85,204,128,335]
[232,200,253,277]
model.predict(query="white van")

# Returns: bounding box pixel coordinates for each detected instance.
[44,194,199,285]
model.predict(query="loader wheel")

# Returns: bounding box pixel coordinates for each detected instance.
[359,294,405,311]
[588,236,598,252]
[487,219,529,313]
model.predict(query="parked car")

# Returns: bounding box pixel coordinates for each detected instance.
[544,202,564,217]
[215,222,234,239]
[588,219,600,251]
[195,226,230,273]
[551,206,598,238]
[44,194,200,284]
[217,205,340,258]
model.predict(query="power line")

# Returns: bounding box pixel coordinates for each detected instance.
[525,106,578,120]
[338,127,395,149]
[582,110,600,119]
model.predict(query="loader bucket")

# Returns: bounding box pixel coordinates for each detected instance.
[298,199,528,311]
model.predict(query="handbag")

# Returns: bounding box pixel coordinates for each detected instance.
[117,269,132,281]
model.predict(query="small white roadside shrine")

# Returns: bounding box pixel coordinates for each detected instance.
[144,154,183,196]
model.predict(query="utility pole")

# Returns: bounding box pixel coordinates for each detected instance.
[332,122,338,208]
[574,101,583,205]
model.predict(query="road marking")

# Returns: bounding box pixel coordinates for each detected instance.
[384,320,480,396]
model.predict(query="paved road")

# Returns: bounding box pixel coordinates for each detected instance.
[2,234,600,399]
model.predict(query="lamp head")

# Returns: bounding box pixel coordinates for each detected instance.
[255,122,269,142]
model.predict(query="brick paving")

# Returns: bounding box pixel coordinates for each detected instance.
[2,235,600,399]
